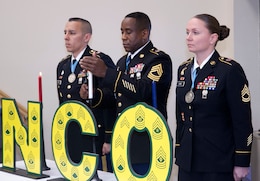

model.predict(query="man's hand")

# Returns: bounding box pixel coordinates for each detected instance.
[79,51,107,77]
[80,84,89,99]
[233,166,250,181]
[102,143,111,155]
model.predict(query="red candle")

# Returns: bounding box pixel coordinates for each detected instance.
[38,72,42,102]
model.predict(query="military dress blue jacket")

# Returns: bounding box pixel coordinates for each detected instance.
[175,50,253,172]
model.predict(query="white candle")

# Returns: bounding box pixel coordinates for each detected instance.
[88,71,93,99]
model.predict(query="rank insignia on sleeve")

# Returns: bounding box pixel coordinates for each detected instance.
[241,84,251,102]
[247,133,253,146]
[147,64,163,82]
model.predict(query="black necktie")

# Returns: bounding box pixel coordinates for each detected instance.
[195,67,200,78]
[125,55,131,71]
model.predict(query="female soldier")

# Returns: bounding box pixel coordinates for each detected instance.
[175,14,253,181]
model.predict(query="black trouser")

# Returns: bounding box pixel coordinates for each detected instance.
[0,107,2,163]
[178,167,234,181]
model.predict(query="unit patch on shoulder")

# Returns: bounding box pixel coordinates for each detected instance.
[241,84,251,102]
[147,64,163,82]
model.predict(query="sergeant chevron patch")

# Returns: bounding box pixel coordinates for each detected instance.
[241,84,251,103]
[148,64,163,82]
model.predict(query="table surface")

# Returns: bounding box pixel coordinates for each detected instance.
[0,159,117,181]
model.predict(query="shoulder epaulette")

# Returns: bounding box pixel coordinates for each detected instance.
[60,54,71,62]
[180,57,193,66]
[89,49,101,58]
[150,48,161,55]
[218,57,232,66]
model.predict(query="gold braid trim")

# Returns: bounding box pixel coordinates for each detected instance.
[114,71,122,92]
[91,88,103,108]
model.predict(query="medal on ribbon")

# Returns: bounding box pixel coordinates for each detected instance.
[68,59,78,83]
[185,90,195,103]
[68,73,76,83]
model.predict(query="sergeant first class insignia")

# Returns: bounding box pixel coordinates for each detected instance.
[147,64,163,82]
[241,84,251,102]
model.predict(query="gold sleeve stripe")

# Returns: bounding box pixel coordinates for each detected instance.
[175,144,180,147]
[91,88,103,108]
[235,151,251,154]
[105,131,113,134]
[114,71,122,92]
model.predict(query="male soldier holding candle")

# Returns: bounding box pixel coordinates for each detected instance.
[56,17,116,177]
[79,12,172,175]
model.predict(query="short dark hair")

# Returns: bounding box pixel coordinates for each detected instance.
[194,14,230,41]
[68,17,92,34]
[125,12,151,33]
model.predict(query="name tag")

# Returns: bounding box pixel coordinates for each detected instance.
[177,81,185,87]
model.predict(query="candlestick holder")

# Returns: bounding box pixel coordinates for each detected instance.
[41,123,50,171]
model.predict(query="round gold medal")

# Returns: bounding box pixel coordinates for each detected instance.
[68,73,76,83]
[185,90,194,103]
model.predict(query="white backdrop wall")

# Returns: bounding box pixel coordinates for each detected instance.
[0,0,259,180]
[234,0,260,132]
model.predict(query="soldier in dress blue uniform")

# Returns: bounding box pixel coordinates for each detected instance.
[57,18,116,176]
[175,14,253,181]
[0,106,2,163]
[79,12,173,175]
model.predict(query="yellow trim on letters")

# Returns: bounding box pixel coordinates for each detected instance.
[111,103,173,180]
